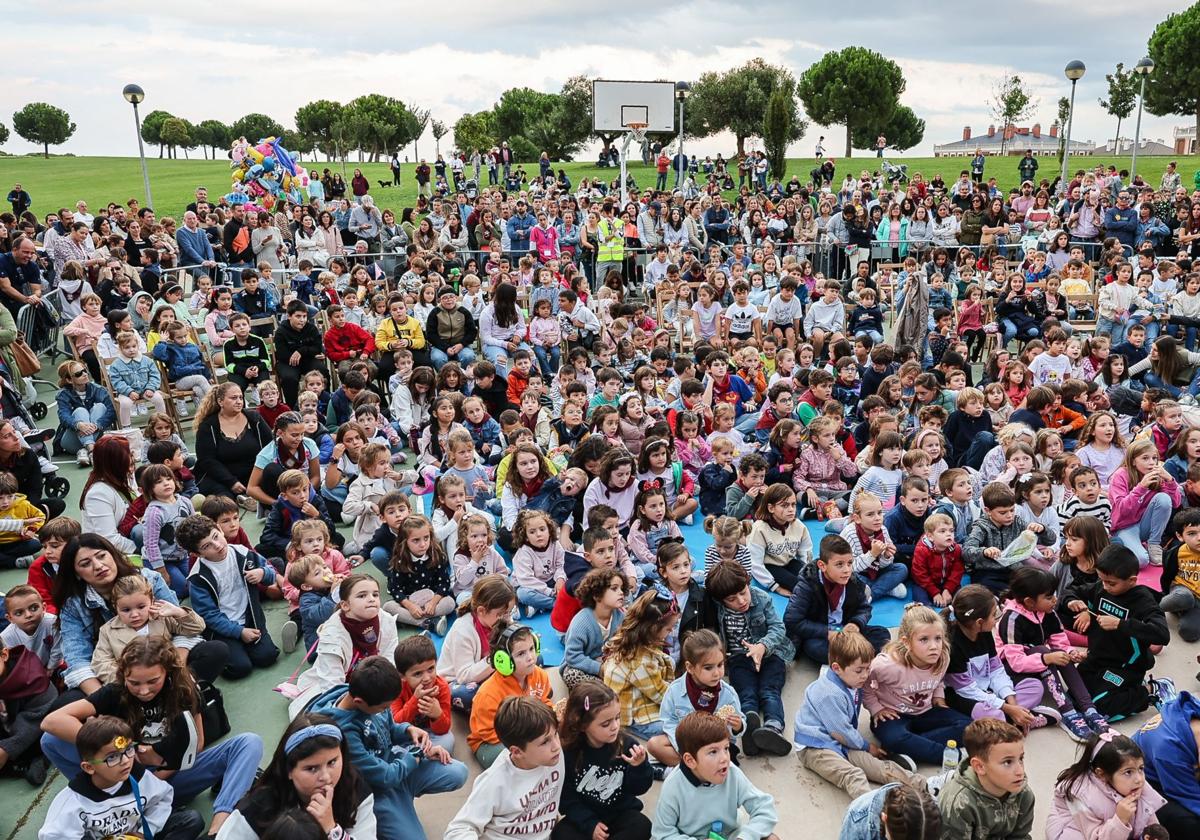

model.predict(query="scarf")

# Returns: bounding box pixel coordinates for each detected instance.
[820,569,845,612]
[684,673,719,714]
[522,475,546,499]
[276,440,308,471]
[472,614,492,657]
[340,613,381,668]
[855,523,882,578]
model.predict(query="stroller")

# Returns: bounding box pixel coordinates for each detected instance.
[881,160,908,185]
[464,178,479,200]
[17,292,65,421]
[0,363,69,499]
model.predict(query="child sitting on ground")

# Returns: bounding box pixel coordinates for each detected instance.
[342,442,401,551]
[704,560,794,757]
[90,573,204,685]
[963,483,1053,595]
[259,469,342,560]
[24,516,81,612]
[468,623,554,769]
[1048,731,1165,840]
[561,567,629,690]
[284,553,339,659]
[794,629,927,800]
[658,629,745,765]
[1,585,58,673]
[438,575,517,714]
[651,711,780,840]
[910,513,965,607]
[937,719,1035,839]
[0,473,43,570]
[445,696,564,840]
[391,635,455,751]
[0,633,56,786]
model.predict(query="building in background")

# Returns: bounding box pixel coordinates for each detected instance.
[1174,126,1197,156]
[933,123,1096,158]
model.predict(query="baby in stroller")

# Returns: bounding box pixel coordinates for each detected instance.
[0,368,58,477]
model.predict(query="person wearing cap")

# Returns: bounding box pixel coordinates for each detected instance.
[1018,149,1038,185]
[425,285,477,369]
[506,199,534,255]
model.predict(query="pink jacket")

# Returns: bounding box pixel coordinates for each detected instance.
[280,547,351,611]
[64,312,106,353]
[957,299,983,333]
[863,651,947,717]
[626,519,683,566]
[994,597,1070,674]
[1046,771,1164,840]
[793,443,858,494]
[674,437,712,480]
[528,315,561,349]
[530,225,559,262]
[1108,466,1181,531]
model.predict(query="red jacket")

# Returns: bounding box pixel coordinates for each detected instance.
[390,675,453,734]
[26,555,57,613]
[507,368,529,406]
[323,322,376,362]
[550,586,582,634]
[911,536,965,598]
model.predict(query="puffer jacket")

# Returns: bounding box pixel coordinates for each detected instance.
[1046,768,1164,840]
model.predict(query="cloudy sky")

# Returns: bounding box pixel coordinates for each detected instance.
[1,0,1189,161]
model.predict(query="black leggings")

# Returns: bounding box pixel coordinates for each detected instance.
[960,328,985,361]
[551,811,651,840]
[766,557,803,592]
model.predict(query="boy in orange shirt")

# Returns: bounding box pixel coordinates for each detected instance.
[468,623,553,769]
[391,635,455,751]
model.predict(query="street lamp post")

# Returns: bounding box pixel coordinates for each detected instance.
[122,84,153,210]
[1131,56,1155,183]
[675,81,691,190]
[1060,61,1086,195]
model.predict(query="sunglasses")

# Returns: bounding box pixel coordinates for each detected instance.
[71,369,89,378]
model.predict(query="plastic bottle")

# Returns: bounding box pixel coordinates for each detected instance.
[942,740,960,773]
[707,821,725,840]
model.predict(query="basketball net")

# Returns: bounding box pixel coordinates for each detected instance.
[619,124,648,208]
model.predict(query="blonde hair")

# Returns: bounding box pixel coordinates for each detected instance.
[704,514,749,544]
[286,519,331,562]
[358,442,390,473]
[995,422,1035,449]
[923,512,954,534]
[455,513,493,559]
[884,604,950,673]
[111,573,153,603]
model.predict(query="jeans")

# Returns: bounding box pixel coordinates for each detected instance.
[429,346,477,370]
[219,632,280,679]
[871,706,970,766]
[855,330,885,345]
[481,341,531,376]
[1143,371,1182,398]
[532,344,561,378]
[799,625,891,665]
[866,563,909,600]
[1097,316,1128,346]
[42,732,263,816]
[517,586,557,613]
[1169,323,1200,350]
[1000,318,1040,346]
[60,404,109,453]
[370,546,391,574]
[727,653,786,727]
[373,756,469,840]
[734,410,761,435]
[154,558,189,600]
[1159,585,1200,642]
[1113,491,1173,568]
[960,430,997,470]
[626,720,664,740]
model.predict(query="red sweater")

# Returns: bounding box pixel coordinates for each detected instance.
[507,368,529,406]
[389,675,453,734]
[258,402,292,429]
[911,537,965,598]
[323,322,376,362]
[26,555,57,613]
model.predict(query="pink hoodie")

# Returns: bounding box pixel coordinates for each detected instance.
[994,597,1071,674]
[1046,770,1164,840]
[863,650,947,717]
[1109,465,1181,531]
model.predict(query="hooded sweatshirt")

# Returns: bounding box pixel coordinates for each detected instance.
[1134,692,1200,818]
[937,762,1035,840]
[0,644,56,759]
[1046,768,1164,840]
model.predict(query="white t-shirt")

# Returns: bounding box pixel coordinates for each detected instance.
[723,302,761,336]
[765,293,801,326]
[1028,351,1072,386]
[206,550,249,625]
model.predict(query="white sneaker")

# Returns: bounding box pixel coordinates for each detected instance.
[76,448,90,466]
[38,456,58,475]
[1148,544,1164,567]
[281,620,300,654]
[175,399,189,417]
[890,584,908,599]
[926,769,953,798]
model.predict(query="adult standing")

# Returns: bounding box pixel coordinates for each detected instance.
[636,201,663,271]
[506,199,534,255]
[193,383,272,504]
[1161,161,1182,193]
[215,713,377,840]
[478,282,528,373]
[223,205,255,269]
[0,418,65,518]
[350,169,369,202]
[250,211,284,272]
[499,141,513,180]
[1017,150,1038,185]
[6,183,30,217]
[389,152,402,187]
[51,534,222,698]
[415,160,432,199]
[0,236,43,319]
[80,436,138,554]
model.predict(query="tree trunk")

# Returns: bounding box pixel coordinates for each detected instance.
[736,135,746,158]
[844,121,852,158]
[42,142,48,158]
[1114,116,1122,154]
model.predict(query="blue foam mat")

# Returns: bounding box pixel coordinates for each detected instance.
[413,493,913,667]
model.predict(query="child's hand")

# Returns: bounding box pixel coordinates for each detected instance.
[621,743,647,766]
[424,744,453,765]
[1096,613,1121,631]
[301,502,319,518]
[1068,648,1086,663]
[407,725,431,752]
[1026,523,1044,534]
[332,443,346,461]
[867,743,887,759]
[348,554,365,568]
[1003,702,1033,728]
[933,591,951,607]
[592,824,610,840]
[744,641,767,671]
[984,547,1001,559]
[870,539,885,558]
[554,578,565,594]
[240,627,261,644]
[1042,651,1070,666]
[417,691,442,721]
[1073,610,1092,632]
[873,708,900,724]
[244,568,264,586]
[1116,791,1140,826]
[306,785,336,833]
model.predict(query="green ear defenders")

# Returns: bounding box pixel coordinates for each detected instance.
[491,623,542,677]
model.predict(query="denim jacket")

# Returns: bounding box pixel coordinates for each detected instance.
[54,383,116,448]
[714,587,795,663]
[59,567,182,688]
[838,784,897,840]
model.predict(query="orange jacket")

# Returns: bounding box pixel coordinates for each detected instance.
[467,667,553,751]
[1044,405,1086,435]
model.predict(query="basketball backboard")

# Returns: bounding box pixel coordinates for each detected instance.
[592,80,676,134]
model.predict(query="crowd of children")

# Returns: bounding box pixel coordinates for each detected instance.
[16,168,1200,840]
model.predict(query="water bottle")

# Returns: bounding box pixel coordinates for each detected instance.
[942,740,960,773]
[707,821,726,840]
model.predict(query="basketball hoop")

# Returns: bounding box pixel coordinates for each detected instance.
[627,122,648,144]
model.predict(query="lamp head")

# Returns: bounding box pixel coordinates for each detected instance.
[1064,61,1086,82]
[1134,56,1155,76]
[122,84,145,105]
[675,81,691,100]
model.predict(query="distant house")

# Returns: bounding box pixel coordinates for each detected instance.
[933,123,1096,158]
[1174,126,1197,155]
[1099,137,1175,156]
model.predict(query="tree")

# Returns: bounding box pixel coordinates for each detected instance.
[687,59,805,158]
[1056,96,1071,165]
[453,111,496,155]
[341,95,423,161]
[849,104,925,153]
[159,117,190,159]
[12,102,75,158]
[431,119,447,156]
[762,88,794,180]
[230,113,285,143]
[1144,4,1200,145]
[797,48,905,157]
[195,119,231,160]
[295,100,345,158]
[280,129,314,160]
[560,75,603,152]
[0,121,8,148]
[989,74,1036,155]
[1099,63,1140,152]
[491,86,590,161]
[411,108,429,159]
[138,109,173,157]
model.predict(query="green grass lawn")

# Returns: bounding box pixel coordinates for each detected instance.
[0,153,1195,221]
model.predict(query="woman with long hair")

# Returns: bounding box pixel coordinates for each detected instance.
[1129,334,1200,398]
[194,382,271,505]
[80,435,137,553]
[478,282,529,374]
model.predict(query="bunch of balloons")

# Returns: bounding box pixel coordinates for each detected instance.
[224,136,310,214]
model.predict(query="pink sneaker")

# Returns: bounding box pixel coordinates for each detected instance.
[411,467,439,495]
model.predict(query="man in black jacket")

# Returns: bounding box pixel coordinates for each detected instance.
[273,300,324,405]
[222,205,255,267]
[425,285,477,368]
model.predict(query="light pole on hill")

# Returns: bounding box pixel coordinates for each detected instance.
[1060,61,1086,195]
[675,81,691,190]
[122,84,154,210]
[1131,56,1155,183]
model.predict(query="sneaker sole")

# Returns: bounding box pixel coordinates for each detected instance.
[752,727,793,757]
[891,753,918,773]
[1031,705,1063,724]
[281,623,299,654]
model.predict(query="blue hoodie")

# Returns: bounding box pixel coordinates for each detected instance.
[310,684,419,790]
[1134,691,1200,819]
[151,339,207,379]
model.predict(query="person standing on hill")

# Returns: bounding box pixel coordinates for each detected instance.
[1018,150,1038,185]
[6,184,30,217]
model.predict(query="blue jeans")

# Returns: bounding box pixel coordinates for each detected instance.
[42,732,264,816]
[517,586,557,613]
[1097,316,1128,346]
[152,558,189,600]
[373,756,468,840]
[1114,491,1174,568]
[1000,319,1040,346]
[60,404,109,453]
[371,546,391,574]
[1143,372,1182,398]
[626,720,664,740]
[1169,324,1200,351]
[481,341,531,376]
[867,563,909,600]
[872,706,970,766]
[532,344,561,378]
[799,624,892,666]
[855,330,885,344]
[727,653,786,728]
[735,411,761,434]
[429,346,477,369]
[960,430,997,470]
